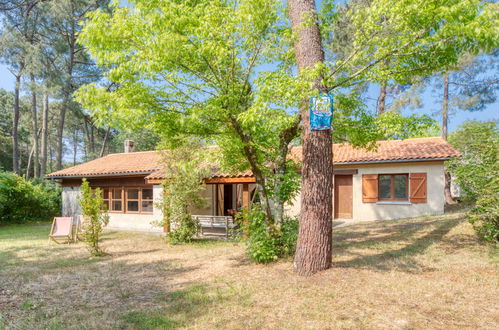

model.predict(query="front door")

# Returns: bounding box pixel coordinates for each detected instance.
[334,175,353,219]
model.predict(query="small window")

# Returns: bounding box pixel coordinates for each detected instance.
[378,174,408,201]
[102,188,110,211]
[141,188,154,213]
[126,188,140,213]
[111,188,122,211]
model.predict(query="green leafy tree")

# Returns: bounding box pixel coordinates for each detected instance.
[160,142,210,244]
[467,177,498,244]
[448,121,498,202]
[0,172,61,224]
[76,0,498,273]
[79,178,109,256]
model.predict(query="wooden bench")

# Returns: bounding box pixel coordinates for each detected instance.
[193,215,235,239]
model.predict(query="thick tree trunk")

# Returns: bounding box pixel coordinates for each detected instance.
[40,92,49,177]
[30,74,39,178]
[377,82,387,115]
[288,0,333,276]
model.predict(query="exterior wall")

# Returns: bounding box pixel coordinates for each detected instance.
[61,184,164,233]
[62,186,82,217]
[284,161,445,222]
[189,185,215,216]
[106,184,164,233]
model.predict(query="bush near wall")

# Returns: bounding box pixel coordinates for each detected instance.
[0,172,61,224]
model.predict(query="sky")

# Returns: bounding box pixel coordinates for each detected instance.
[0,0,497,133]
[1,61,496,133]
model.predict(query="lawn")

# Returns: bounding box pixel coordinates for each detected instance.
[0,212,497,329]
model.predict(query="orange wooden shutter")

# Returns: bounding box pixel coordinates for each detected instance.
[362,174,378,203]
[410,173,427,203]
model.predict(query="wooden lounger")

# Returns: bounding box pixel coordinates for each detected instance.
[48,217,73,244]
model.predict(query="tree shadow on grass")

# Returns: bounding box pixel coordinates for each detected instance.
[121,281,252,329]
[332,215,466,273]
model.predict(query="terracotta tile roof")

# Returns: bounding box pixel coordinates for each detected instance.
[47,137,459,179]
[144,168,253,180]
[290,136,460,164]
[46,151,163,178]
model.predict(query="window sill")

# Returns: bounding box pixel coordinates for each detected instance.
[376,201,412,205]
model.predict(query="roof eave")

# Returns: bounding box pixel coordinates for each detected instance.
[334,157,453,165]
[46,171,157,179]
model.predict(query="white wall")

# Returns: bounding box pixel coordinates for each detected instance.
[61,184,164,233]
[284,162,445,222]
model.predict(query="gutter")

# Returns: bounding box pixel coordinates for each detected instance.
[333,157,452,165]
[46,171,157,180]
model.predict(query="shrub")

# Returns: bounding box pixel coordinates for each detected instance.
[467,178,499,244]
[243,207,299,263]
[448,121,498,202]
[0,172,61,225]
[79,179,109,256]
[167,214,200,245]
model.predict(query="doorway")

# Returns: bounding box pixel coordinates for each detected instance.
[216,184,234,216]
[334,175,353,219]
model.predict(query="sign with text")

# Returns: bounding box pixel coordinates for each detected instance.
[309,94,333,131]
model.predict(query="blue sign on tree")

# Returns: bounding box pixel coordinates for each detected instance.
[310,93,333,131]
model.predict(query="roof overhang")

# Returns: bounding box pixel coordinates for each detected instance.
[333,158,452,165]
[46,171,155,180]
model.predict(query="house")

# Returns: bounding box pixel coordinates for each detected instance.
[46,137,460,233]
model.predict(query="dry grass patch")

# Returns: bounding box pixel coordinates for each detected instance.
[0,212,497,329]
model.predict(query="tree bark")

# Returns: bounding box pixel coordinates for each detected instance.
[40,92,49,177]
[442,73,454,204]
[377,82,387,115]
[288,0,333,275]
[99,127,110,157]
[12,74,22,175]
[442,73,449,140]
[30,74,39,178]
[56,22,76,170]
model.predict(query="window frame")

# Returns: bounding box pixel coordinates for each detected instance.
[99,186,154,214]
[110,188,124,213]
[378,174,409,202]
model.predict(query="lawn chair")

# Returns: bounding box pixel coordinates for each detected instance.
[48,217,73,244]
[75,215,88,242]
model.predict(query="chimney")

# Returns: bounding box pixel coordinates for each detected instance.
[124,140,135,153]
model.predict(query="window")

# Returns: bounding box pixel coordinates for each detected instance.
[378,174,408,201]
[111,188,123,211]
[141,188,154,213]
[102,188,110,210]
[99,186,154,214]
[127,188,140,212]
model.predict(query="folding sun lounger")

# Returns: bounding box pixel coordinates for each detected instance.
[48,217,73,244]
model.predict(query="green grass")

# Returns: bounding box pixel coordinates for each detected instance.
[0,213,497,329]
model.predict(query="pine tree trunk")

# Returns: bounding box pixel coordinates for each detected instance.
[288,0,333,276]
[30,74,39,178]
[56,102,67,170]
[12,74,21,175]
[40,92,49,177]
[56,27,76,170]
[442,73,454,204]
[99,127,110,158]
[377,82,387,115]
[442,73,449,140]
